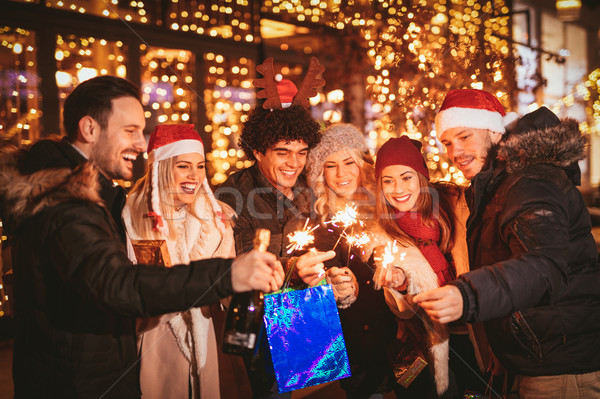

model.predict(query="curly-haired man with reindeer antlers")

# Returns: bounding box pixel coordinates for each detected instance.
[215,57,339,398]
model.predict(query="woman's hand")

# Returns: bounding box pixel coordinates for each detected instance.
[377,265,407,291]
[373,244,407,291]
[326,267,358,308]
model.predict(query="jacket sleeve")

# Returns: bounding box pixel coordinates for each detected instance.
[48,203,234,317]
[453,176,570,323]
[231,209,258,255]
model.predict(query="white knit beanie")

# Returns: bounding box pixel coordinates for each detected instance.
[306,123,368,188]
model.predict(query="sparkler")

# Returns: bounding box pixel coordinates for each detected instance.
[374,241,407,290]
[286,218,318,254]
[327,204,364,250]
[327,204,362,229]
[380,240,399,269]
[344,232,371,249]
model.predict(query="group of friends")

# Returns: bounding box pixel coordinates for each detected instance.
[0,65,599,399]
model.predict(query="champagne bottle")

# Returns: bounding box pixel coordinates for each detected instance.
[222,229,270,355]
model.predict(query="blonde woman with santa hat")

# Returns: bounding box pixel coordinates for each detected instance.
[123,124,236,399]
[373,136,488,398]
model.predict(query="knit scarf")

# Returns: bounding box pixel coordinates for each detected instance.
[394,210,455,286]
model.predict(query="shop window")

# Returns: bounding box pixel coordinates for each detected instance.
[55,34,128,134]
[203,53,255,185]
[0,26,41,146]
[140,46,195,133]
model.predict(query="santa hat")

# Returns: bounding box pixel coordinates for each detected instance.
[146,124,224,233]
[375,136,429,180]
[276,78,298,108]
[435,89,519,138]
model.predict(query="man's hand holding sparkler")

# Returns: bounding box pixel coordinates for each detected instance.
[295,250,336,286]
[413,285,463,324]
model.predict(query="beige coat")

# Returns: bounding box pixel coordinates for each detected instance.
[123,193,235,399]
[364,222,450,396]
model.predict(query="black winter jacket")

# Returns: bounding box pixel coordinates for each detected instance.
[215,164,314,259]
[0,139,235,398]
[452,119,600,376]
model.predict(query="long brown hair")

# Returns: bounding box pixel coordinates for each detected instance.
[376,172,458,253]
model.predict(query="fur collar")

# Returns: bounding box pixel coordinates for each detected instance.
[0,146,102,232]
[498,119,586,174]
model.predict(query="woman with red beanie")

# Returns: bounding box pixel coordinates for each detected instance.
[373,136,486,398]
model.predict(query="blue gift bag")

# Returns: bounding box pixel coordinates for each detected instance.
[263,284,351,393]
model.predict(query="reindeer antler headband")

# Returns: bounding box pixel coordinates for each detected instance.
[252,57,326,110]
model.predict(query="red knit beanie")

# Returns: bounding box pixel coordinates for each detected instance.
[375,136,429,180]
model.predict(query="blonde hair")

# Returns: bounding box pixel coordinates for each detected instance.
[312,148,376,224]
[126,156,205,240]
[375,172,457,253]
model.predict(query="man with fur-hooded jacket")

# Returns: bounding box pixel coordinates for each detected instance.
[416,90,600,398]
[0,75,283,399]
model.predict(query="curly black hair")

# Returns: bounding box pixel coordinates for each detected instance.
[238,105,322,161]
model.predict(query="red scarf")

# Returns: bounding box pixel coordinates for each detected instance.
[394,211,456,286]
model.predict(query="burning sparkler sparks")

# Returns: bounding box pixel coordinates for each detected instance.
[327,204,362,229]
[380,240,399,269]
[374,241,408,290]
[344,232,371,249]
[286,218,318,254]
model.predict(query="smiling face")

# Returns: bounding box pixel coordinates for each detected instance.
[323,150,361,199]
[89,96,146,180]
[171,152,206,208]
[439,127,502,180]
[254,140,308,197]
[381,165,421,213]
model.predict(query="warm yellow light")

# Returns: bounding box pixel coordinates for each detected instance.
[77,67,98,82]
[55,71,72,88]
[326,89,344,104]
[556,0,581,21]
[431,12,448,25]
[116,65,127,78]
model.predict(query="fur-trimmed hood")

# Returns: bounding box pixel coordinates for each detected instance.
[0,146,102,233]
[498,118,586,174]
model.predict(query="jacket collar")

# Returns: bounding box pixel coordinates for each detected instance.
[0,143,103,233]
[498,118,584,185]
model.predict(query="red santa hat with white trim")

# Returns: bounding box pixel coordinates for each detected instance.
[435,89,519,138]
[146,124,224,233]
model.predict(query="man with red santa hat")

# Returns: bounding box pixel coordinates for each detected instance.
[416,89,600,398]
